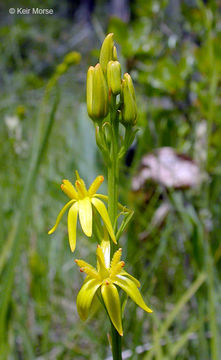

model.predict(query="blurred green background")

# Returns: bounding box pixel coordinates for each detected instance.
[0,0,221,359]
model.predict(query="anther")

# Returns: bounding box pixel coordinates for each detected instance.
[98,175,104,183]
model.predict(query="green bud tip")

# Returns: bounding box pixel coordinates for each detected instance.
[99,33,115,74]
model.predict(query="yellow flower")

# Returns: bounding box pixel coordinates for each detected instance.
[75,241,152,336]
[48,172,116,252]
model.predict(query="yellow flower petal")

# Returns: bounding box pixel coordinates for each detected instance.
[100,237,110,268]
[96,245,109,278]
[48,199,76,235]
[119,271,141,288]
[88,175,104,196]
[101,283,123,336]
[78,198,92,237]
[95,194,129,212]
[91,198,116,244]
[68,202,79,252]
[114,276,152,313]
[77,278,101,320]
[94,194,108,201]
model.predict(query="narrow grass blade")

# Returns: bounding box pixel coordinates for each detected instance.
[0,93,59,348]
[144,272,206,359]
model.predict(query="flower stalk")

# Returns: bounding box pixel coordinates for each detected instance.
[107,94,122,359]
[84,33,152,359]
[48,32,152,360]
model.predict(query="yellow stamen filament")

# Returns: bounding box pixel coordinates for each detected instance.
[110,248,122,270]
[61,180,78,199]
[110,261,125,278]
[88,175,104,196]
[75,180,88,198]
[75,260,99,279]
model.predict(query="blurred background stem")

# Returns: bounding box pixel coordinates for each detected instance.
[202,5,219,358]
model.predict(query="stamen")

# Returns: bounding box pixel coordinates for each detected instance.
[75,259,99,279]
[75,170,81,180]
[61,180,78,199]
[110,248,122,270]
[110,261,125,278]
[75,180,88,198]
[88,175,104,196]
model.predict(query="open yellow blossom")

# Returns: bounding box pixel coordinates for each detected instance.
[75,241,152,336]
[48,172,116,252]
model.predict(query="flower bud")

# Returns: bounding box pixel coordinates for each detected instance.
[121,73,137,126]
[107,61,121,95]
[99,33,114,74]
[87,63,109,121]
[123,73,136,101]
[64,51,81,66]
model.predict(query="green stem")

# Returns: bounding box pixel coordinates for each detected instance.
[111,323,122,360]
[107,96,122,360]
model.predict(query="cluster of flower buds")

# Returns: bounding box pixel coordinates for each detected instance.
[86,33,137,126]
